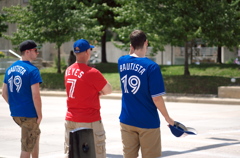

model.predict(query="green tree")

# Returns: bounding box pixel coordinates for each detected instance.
[0,13,7,37]
[81,0,122,63]
[199,0,240,64]
[95,0,121,63]
[3,0,102,73]
[114,0,240,75]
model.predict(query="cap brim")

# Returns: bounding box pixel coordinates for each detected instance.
[185,127,197,135]
[36,45,42,49]
[169,122,197,137]
[90,45,95,48]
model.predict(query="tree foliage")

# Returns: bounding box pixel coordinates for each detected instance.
[0,13,7,37]
[3,0,102,73]
[114,0,240,75]
[200,0,240,47]
[80,0,122,63]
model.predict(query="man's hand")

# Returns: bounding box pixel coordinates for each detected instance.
[37,117,42,124]
[165,117,174,126]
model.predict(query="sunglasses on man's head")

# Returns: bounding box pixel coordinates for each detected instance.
[28,48,38,53]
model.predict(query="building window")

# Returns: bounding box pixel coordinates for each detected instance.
[23,0,29,3]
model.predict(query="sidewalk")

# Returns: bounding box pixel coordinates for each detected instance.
[0,89,239,105]
[1,96,240,158]
[39,90,240,105]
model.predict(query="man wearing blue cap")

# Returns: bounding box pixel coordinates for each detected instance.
[64,39,112,158]
[2,40,42,158]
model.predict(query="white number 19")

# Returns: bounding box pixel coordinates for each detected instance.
[121,75,140,94]
[8,75,22,93]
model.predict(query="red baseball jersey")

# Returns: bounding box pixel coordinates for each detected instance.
[64,63,107,122]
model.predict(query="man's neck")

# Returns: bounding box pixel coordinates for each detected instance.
[130,49,146,57]
[76,60,87,64]
[20,56,31,62]
[75,52,88,64]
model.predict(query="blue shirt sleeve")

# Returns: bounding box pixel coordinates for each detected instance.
[148,64,166,97]
[30,69,42,85]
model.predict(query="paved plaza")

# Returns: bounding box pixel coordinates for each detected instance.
[0,96,240,158]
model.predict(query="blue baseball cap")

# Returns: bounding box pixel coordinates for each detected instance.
[169,121,197,137]
[73,39,95,53]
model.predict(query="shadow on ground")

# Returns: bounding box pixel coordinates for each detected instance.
[162,141,240,157]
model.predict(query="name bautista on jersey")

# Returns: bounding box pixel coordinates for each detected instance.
[7,65,26,76]
[65,68,84,78]
[119,63,146,75]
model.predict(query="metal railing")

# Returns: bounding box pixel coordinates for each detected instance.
[0,50,21,73]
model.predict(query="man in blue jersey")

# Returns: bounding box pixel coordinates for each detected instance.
[118,30,175,158]
[2,40,42,158]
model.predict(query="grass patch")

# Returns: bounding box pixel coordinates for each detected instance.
[102,73,120,92]
[0,74,4,86]
[1,63,240,95]
[164,75,232,94]
[40,73,65,90]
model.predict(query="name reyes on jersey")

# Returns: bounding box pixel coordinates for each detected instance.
[65,68,84,78]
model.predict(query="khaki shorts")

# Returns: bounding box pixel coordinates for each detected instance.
[120,123,161,158]
[13,117,40,152]
[64,120,106,158]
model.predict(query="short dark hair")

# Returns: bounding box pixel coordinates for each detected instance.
[130,30,147,50]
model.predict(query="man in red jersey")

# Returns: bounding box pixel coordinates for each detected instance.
[64,39,112,158]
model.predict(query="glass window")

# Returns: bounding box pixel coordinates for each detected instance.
[23,0,29,3]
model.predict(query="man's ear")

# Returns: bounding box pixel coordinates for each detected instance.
[129,44,134,54]
[86,49,90,55]
[145,40,148,46]
[131,44,135,49]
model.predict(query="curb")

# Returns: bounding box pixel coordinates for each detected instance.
[163,96,240,105]
[101,94,240,105]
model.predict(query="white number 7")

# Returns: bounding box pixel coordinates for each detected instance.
[67,79,77,98]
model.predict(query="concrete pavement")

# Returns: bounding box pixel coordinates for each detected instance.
[0,96,240,158]
[0,89,239,158]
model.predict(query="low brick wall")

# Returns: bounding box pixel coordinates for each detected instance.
[218,86,240,99]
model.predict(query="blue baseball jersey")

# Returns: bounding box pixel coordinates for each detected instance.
[118,55,166,128]
[4,60,42,117]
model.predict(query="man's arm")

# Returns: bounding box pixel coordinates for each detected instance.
[152,95,174,126]
[2,83,8,103]
[99,82,112,95]
[31,83,42,124]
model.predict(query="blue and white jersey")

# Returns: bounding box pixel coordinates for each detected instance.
[118,55,165,128]
[4,60,42,117]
